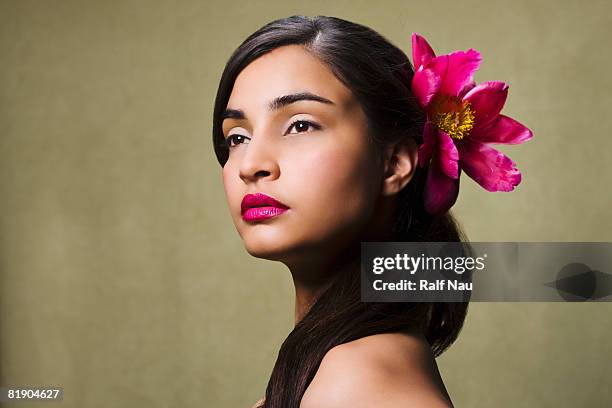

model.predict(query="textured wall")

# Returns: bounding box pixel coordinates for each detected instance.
[1,0,610,407]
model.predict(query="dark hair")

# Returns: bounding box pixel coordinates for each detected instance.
[212,15,469,408]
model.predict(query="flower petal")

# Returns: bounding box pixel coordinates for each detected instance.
[437,131,460,179]
[439,49,482,97]
[424,161,460,215]
[463,81,508,128]
[417,122,437,167]
[412,33,436,70]
[469,114,533,144]
[412,66,441,108]
[458,140,522,192]
[458,79,477,98]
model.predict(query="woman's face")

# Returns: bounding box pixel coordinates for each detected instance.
[221,45,389,270]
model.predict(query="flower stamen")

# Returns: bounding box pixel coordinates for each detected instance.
[431,96,476,140]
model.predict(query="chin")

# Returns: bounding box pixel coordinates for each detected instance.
[240,226,295,261]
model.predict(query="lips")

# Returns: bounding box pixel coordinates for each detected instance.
[241,193,289,222]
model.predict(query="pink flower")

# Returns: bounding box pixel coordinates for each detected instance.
[411,33,533,215]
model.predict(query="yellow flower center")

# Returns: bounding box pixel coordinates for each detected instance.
[431,95,476,140]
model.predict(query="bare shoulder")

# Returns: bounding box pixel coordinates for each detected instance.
[300,332,453,408]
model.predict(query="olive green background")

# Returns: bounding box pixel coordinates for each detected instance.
[1,0,610,407]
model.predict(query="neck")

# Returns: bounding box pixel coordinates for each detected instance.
[292,279,331,325]
[289,240,361,325]
[289,194,398,325]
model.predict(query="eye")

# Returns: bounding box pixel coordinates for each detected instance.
[287,120,321,135]
[225,134,250,148]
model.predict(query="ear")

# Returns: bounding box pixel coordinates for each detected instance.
[381,137,418,196]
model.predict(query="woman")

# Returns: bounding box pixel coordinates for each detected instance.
[213,15,478,408]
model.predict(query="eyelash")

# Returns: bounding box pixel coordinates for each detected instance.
[224,120,321,148]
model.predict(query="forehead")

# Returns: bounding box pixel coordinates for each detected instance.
[227,44,354,111]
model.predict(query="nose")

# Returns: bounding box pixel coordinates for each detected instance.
[238,133,280,184]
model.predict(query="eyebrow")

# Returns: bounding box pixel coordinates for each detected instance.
[221,92,335,121]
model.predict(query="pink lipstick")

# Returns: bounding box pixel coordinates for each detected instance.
[241,193,289,222]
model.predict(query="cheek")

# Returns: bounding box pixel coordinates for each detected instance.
[284,141,378,240]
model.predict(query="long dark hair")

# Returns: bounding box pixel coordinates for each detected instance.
[212,15,469,408]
